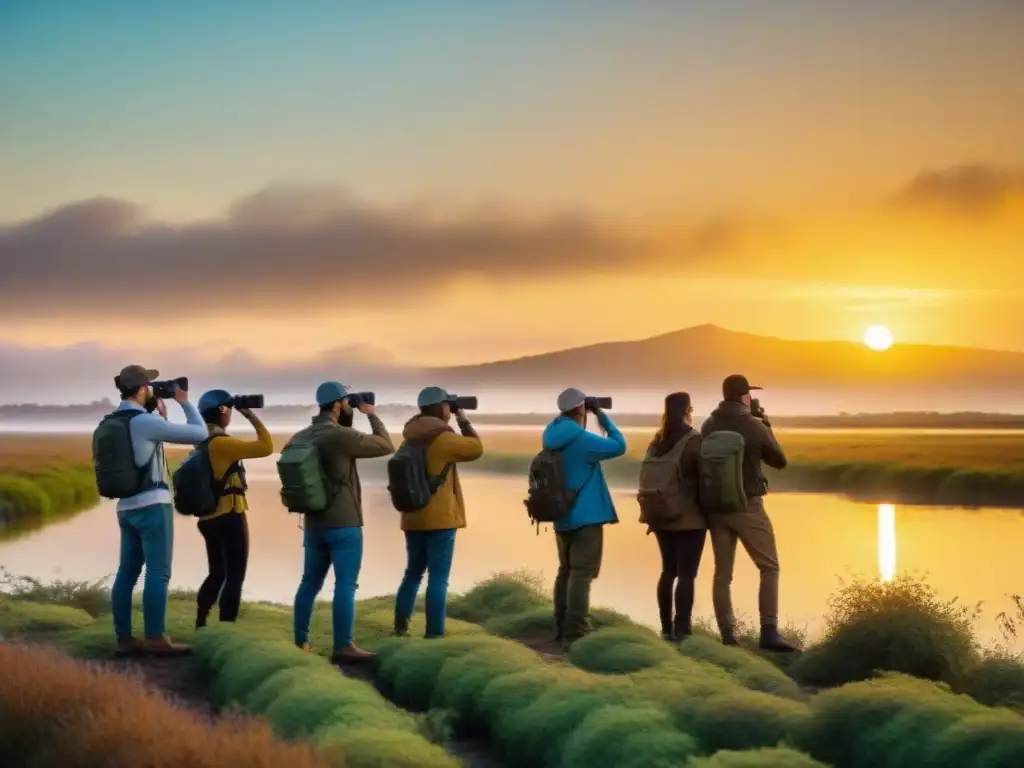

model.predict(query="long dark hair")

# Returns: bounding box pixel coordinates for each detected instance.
[651,392,692,457]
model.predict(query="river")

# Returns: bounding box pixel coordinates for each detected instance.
[1,456,1021,646]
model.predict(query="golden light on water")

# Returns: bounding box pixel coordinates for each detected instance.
[878,503,896,582]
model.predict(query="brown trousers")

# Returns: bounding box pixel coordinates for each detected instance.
[709,497,780,630]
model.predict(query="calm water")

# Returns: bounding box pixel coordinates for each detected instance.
[1,455,1021,645]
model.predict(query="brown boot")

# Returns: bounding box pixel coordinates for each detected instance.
[330,643,376,665]
[114,636,143,658]
[296,641,312,652]
[141,635,192,657]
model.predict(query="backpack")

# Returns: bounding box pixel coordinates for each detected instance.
[387,440,453,513]
[637,430,700,526]
[171,436,244,517]
[523,435,592,528]
[277,438,334,514]
[697,430,748,514]
[92,410,149,499]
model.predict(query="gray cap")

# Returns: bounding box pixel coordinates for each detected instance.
[116,364,159,391]
[557,387,587,412]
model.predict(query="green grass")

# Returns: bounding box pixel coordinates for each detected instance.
[5,569,1024,767]
[0,464,99,541]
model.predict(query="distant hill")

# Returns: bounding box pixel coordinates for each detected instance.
[428,324,1024,392]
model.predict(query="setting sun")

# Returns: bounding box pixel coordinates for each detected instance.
[864,325,894,351]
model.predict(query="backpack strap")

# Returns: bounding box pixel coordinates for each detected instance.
[206,435,246,499]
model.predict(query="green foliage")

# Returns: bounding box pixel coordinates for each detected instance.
[447,570,548,623]
[687,747,828,767]
[194,625,460,768]
[0,566,111,618]
[961,651,1024,713]
[795,673,1024,768]
[678,634,804,699]
[793,575,981,688]
[0,598,96,634]
[0,465,99,541]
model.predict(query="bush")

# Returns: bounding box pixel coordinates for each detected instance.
[0,465,99,540]
[195,626,459,768]
[0,643,333,768]
[687,747,828,767]
[793,575,981,688]
[0,597,96,634]
[678,634,804,699]
[560,705,698,768]
[796,673,1024,768]
[0,567,112,618]
[447,570,549,623]
[0,474,51,520]
[962,652,1024,712]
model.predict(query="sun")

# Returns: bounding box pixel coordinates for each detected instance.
[863,325,894,351]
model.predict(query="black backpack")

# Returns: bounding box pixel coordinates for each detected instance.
[387,440,454,513]
[92,410,149,498]
[523,436,593,530]
[172,436,245,517]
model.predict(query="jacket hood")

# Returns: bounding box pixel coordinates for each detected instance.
[543,415,585,451]
[711,400,751,418]
[403,414,453,444]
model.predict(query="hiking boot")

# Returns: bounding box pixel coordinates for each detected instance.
[331,643,376,665]
[673,620,692,640]
[114,636,143,657]
[660,631,675,643]
[296,641,312,652]
[720,628,739,646]
[140,635,192,657]
[759,625,799,653]
[393,617,410,638]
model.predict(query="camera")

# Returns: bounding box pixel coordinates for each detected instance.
[150,377,189,399]
[347,392,376,408]
[750,398,765,419]
[446,395,478,411]
[585,396,613,411]
[229,394,264,410]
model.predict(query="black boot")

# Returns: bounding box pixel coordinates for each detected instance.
[759,625,798,652]
[720,627,739,646]
[673,618,692,641]
[393,616,410,638]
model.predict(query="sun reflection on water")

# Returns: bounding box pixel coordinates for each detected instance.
[878,503,896,582]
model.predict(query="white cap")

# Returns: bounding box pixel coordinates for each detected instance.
[557,387,587,412]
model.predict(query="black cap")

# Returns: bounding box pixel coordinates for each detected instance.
[723,374,761,401]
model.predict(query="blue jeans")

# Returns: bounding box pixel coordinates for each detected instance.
[293,526,363,649]
[111,503,174,639]
[395,529,457,637]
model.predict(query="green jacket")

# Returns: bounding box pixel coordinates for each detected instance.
[700,400,787,498]
[284,412,394,529]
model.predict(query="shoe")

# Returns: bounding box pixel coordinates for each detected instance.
[720,628,739,646]
[673,619,692,640]
[330,643,376,665]
[296,641,312,652]
[759,625,799,653]
[660,630,675,642]
[114,636,143,657]
[140,635,192,657]
[393,617,410,638]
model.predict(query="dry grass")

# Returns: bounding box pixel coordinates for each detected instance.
[0,642,336,768]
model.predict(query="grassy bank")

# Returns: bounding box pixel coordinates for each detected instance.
[3,570,1024,767]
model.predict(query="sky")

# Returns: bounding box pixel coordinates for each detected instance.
[2,0,1024,376]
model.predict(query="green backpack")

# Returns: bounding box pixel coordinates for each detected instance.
[697,430,747,514]
[277,438,333,514]
[92,410,149,499]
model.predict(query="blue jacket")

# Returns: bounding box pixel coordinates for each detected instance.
[541,412,627,532]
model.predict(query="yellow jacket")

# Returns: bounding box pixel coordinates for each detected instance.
[398,415,483,531]
[200,416,274,520]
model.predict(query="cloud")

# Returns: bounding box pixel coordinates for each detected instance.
[1,164,1022,319]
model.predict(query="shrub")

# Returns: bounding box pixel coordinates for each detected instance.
[796,673,1024,768]
[678,634,804,699]
[484,604,637,638]
[560,705,698,768]
[961,652,1024,712]
[0,597,96,634]
[687,747,828,767]
[0,567,111,618]
[793,575,981,688]
[0,643,333,768]
[447,570,548,623]
[196,626,459,768]
[0,474,51,521]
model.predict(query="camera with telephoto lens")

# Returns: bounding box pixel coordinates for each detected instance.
[446,395,478,411]
[750,398,765,419]
[585,396,613,411]
[150,377,189,399]
[229,394,264,410]
[346,392,376,408]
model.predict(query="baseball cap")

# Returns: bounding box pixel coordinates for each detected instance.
[116,364,159,391]
[557,387,587,413]
[417,386,451,408]
[723,374,762,401]
[315,381,351,407]
[198,389,232,414]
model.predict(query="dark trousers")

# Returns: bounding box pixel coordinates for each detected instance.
[654,528,707,636]
[554,524,604,641]
[196,512,250,626]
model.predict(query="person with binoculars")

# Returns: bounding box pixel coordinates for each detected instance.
[93,365,209,658]
[530,388,626,650]
[176,389,275,630]
[390,386,484,639]
[281,380,395,664]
